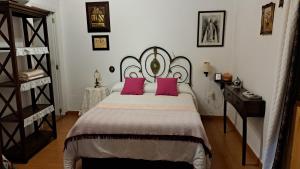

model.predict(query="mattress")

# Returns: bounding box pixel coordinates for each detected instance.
[64,84,211,169]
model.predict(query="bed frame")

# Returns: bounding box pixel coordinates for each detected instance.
[120,46,192,86]
[81,46,193,169]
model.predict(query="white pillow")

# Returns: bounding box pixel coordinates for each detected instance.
[144,83,193,94]
[144,83,157,93]
[111,82,124,93]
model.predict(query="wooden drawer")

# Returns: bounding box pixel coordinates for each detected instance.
[224,88,245,114]
[224,89,233,101]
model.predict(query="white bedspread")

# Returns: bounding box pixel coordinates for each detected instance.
[64,90,211,169]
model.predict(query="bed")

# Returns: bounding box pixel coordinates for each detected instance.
[64,46,212,169]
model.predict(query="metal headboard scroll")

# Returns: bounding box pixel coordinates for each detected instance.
[120,46,192,86]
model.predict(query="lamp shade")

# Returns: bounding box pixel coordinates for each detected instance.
[94,70,101,81]
[203,62,210,77]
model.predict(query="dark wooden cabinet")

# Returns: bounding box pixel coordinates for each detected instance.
[0,1,57,163]
[223,85,265,165]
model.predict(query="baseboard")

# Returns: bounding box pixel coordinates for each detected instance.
[201,115,263,169]
[65,111,80,116]
[201,115,223,120]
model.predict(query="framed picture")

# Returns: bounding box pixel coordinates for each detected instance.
[92,35,109,50]
[86,2,110,32]
[197,10,226,47]
[260,3,275,35]
[279,0,284,7]
[215,73,222,82]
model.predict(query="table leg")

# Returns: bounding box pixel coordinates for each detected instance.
[242,117,247,165]
[224,100,227,133]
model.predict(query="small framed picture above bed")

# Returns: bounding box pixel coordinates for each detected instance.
[197,10,226,47]
[92,35,109,51]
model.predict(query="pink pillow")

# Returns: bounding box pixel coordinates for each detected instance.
[121,78,145,95]
[156,78,178,96]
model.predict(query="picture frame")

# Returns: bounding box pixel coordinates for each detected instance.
[215,73,222,82]
[279,0,284,7]
[260,3,275,35]
[86,2,111,32]
[197,10,226,47]
[92,35,109,50]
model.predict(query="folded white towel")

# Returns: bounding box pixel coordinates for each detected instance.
[19,69,44,78]
[19,74,45,81]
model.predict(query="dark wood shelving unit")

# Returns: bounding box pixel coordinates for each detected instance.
[0,1,57,164]
[4,131,54,163]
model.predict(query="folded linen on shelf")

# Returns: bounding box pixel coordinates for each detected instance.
[19,74,45,81]
[16,47,49,56]
[19,69,45,81]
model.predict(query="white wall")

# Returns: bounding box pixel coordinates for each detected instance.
[28,0,59,12]
[229,0,290,165]
[59,0,237,113]
[57,0,290,167]
[28,0,69,114]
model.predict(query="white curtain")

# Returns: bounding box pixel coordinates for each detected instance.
[263,0,299,169]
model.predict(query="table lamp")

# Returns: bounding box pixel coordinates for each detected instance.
[203,62,210,77]
[94,69,102,88]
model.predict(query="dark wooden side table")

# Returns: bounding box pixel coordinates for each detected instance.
[223,85,265,165]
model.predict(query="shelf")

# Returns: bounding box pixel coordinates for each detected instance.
[0,1,50,18]
[20,76,51,91]
[1,104,53,123]
[0,47,49,56]
[3,131,54,163]
[16,47,49,56]
[0,76,51,89]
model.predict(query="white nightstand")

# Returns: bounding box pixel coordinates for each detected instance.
[79,87,109,116]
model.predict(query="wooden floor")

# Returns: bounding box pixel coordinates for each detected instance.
[16,114,260,169]
[16,113,78,169]
[202,117,261,169]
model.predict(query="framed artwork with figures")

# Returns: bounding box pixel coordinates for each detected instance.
[86,2,110,32]
[260,3,275,35]
[197,10,226,47]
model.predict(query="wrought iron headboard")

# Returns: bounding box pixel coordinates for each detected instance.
[120,46,192,86]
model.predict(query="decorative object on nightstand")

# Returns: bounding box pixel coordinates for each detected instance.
[232,76,242,89]
[223,85,265,165]
[202,62,210,77]
[214,72,232,89]
[222,72,232,82]
[214,73,222,82]
[242,90,262,100]
[80,87,109,116]
[94,69,102,88]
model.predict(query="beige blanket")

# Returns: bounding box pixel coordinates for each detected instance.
[64,93,211,169]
